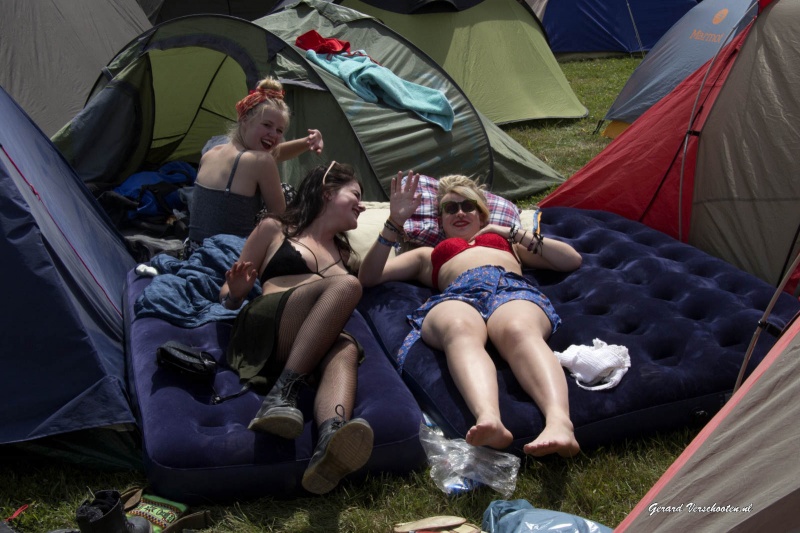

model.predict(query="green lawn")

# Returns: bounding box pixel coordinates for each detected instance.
[1,56,703,533]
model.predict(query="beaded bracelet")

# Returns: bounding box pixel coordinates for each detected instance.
[526,233,544,255]
[384,218,405,235]
[508,224,519,243]
[377,233,395,247]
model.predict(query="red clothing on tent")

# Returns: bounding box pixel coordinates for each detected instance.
[295,30,350,55]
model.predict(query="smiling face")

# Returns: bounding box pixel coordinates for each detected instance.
[325,180,365,231]
[239,107,288,153]
[439,192,483,239]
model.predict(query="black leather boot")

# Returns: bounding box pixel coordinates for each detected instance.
[301,406,374,495]
[248,369,306,438]
[74,490,151,533]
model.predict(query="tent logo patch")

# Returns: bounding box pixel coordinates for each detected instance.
[713,9,729,24]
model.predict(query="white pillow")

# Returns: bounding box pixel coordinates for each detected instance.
[346,202,394,271]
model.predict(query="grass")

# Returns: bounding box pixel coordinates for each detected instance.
[1,56,701,533]
[511,55,642,207]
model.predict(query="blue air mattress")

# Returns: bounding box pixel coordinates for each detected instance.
[357,208,800,454]
[123,271,425,504]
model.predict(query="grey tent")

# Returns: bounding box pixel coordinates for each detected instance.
[602,0,757,138]
[53,0,563,202]
[136,0,275,23]
[617,311,800,531]
[542,0,800,293]
[0,0,151,137]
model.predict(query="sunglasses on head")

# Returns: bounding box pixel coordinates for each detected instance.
[440,199,478,215]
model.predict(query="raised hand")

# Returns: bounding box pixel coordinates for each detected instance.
[225,260,258,300]
[389,170,422,224]
[306,129,324,154]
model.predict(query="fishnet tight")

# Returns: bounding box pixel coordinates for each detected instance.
[275,275,362,424]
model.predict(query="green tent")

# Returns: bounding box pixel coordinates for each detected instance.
[338,0,588,125]
[53,0,563,202]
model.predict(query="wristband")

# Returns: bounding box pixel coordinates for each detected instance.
[377,234,395,247]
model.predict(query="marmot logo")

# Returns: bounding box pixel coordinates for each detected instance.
[713,8,729,24]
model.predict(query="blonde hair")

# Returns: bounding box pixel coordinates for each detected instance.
[230,77,291,142]
[436,174,491,224]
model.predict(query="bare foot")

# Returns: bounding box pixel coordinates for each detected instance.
[523,421,580,458]
[465,417,513,450]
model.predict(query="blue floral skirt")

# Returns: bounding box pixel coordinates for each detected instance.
[396,265,560,371]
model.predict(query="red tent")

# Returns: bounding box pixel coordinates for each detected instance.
[541,0,800,294]
[540,29,749,242]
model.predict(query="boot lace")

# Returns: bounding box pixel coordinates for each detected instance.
[331,404,347,431]
[280,373,305,406]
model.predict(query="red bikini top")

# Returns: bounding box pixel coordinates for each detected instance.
[431,233,513,290]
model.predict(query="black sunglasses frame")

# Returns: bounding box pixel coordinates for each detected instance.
[440,199,478,215]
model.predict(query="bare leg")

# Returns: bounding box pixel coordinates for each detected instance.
[487,300,579,458]
[421,300,513,450]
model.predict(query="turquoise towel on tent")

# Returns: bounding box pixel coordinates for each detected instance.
[306,50,454,131]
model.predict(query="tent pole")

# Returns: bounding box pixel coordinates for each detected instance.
[624,1,645,58]
[735,250,800,392]
[676,7,757,241]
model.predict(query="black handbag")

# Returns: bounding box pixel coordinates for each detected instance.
[156,341,217,380]
[155,341,249,404]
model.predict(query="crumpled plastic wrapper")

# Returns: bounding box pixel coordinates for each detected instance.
[419,422,521,498]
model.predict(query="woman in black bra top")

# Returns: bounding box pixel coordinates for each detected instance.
[218,161,370,495]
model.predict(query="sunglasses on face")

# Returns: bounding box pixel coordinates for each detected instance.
[440,199,478,215]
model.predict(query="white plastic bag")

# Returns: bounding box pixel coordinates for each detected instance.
[419,422,521,498]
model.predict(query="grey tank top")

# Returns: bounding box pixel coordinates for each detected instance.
[188,151,264,242]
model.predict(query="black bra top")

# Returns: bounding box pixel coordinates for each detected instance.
[260,238,343,284]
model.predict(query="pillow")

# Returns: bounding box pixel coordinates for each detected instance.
[346,202,394,271]
[402,175,521,247]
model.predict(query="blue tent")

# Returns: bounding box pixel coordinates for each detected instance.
[602,0,757,137]
[532,0,698,55]
[0,86,140,468]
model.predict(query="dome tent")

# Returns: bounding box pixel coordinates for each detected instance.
[0,0,151,137]
[53,0,563,203]
[530,0,698,57]
[311,0,588,125]
[541,0,800,294]
[0,86,140,468]
[602,0,757,138]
